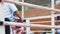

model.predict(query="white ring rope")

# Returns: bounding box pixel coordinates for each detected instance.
[0,0,58,34]
[4,0,60,12]
[24,31,52,32]
[3,0,60,29]
[4,21,60,29]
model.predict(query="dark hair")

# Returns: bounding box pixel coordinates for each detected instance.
[0,0,2,2]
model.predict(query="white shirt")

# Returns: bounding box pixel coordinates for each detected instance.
[0,2,18,21]
[0,4,5,21]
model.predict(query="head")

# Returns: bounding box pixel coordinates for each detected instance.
[0,0,2,2]
[0,0,5,3]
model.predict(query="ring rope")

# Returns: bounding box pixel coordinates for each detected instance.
[4,21,60,29]
[4,0,60,12]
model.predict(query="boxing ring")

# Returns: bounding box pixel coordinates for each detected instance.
[0,0,60,34]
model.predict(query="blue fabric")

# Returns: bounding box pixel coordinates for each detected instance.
[57,33,60,34]
[56,29,60,34]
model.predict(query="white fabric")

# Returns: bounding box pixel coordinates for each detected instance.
[3,2,18,21]
[0,4,5,21]
[0,25,5,34]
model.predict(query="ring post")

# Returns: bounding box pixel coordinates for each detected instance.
[26,19,30,34]
[51,0,55,34]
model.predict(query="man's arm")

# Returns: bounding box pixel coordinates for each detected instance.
[55,3,60,14]
[54,0,60,14]
[15,10,21,18]
[14,10,23,23]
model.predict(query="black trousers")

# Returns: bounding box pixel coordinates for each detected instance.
[56,16,60,34]
[5,18,10,34]
[57,16,60,20]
